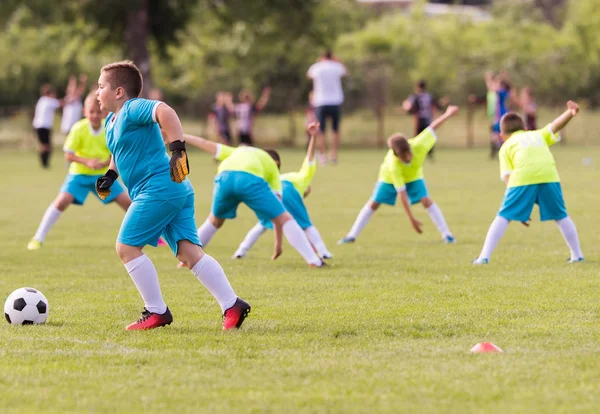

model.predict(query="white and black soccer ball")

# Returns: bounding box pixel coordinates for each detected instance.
[4,287,49,325]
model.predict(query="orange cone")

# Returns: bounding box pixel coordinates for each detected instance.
[470,342,503,353]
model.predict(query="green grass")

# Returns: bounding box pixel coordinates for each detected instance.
[1,146,600,413]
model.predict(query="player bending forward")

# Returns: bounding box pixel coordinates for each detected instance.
[233,122,333,260]
[473,101,583,264]
[339,106,459,244]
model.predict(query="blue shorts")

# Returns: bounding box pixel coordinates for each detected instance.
[211,171,285,223]
[262,181,312,230]
[118,193,201,255]
[60,174,126,205]
[371,179,429,206]
[498,183,567,222]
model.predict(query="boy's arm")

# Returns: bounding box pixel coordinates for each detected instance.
[306,122,319,162]
[155,103,189,183]
[398,190,423,234]
[181,133,219,156]
[485,71,497,91]
[550,101,579,134]
[272,217,283,260]
[255,87,271,111]
[428,105,459,131]
[64,152,103,170]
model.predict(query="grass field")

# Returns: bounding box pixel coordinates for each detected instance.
[1,145,600,413]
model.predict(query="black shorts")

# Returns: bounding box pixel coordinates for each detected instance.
[36,128,51,145]
[416,118,430,135]
[239,132,253,145]
[315,105,341,133]
[219,130,232,145]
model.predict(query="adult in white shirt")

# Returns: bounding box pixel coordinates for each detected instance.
[307,50,347,164]
[32,84,63,168]
[61,74,87,135]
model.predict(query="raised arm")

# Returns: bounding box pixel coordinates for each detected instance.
[182,133,219,156]
[550,101,579,133]
[428,105,459,131]
[255,87,271,111]
[485,71,497,91]
[306,121,319,162]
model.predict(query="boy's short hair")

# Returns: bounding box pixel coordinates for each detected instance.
[500,112,525,135]
[389,134,411,157]
[265,149,281,169]
[417,80,427,90]
[324,49,333,59]
[101,61,143,98]
[40,84,54,96]
[84,91,100,109]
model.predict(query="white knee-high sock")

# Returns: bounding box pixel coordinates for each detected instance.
[556,216,583,259]
[234,223,267,257]
[347,204,375,239]
[197,220,218,246]
[305,226,332,257]
[282,220,322,265]
[477,216,510,260]
[124,255,167,314]
[426,203,451,237]
[33,205,62,242]
[191,254,237,312]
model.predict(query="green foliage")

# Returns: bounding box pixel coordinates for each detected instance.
[2,0,600,109]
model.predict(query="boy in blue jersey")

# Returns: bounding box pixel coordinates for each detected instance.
[232,122,333,259]
[28,94,130,250]
[95,61,249,331]
[473,101,583,264]
[181,134,326,267]
[485,71,512,159]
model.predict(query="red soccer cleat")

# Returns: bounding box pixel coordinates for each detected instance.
[222,298,251,330]
[125,307,173,331]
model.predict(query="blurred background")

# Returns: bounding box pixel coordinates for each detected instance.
[0,0,596,149]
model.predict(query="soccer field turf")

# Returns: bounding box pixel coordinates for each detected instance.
[1,146,599,413]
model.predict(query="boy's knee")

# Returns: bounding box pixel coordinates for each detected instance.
[368,200,380,211]
[208,214,225,228]
[116,242,142,263]
[421,197,433,208]
[176,240,204,268]
[273,212,293,227]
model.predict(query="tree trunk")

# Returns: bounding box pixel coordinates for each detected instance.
[376,105,385,148]
[125,0,152,96]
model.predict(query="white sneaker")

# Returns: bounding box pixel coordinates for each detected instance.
[472,258,489,265]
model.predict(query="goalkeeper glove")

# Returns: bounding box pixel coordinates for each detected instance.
[169,140,189,183]
[96,169,118,200]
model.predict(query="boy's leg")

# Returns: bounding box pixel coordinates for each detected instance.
[29,192,75,250]
[272,213,323,266]
[315,106,328,165]
[197,213,225,246]
[474,216,510,263]
[538,183,583,261]
[177,242,241,316]
[198,173,238,247]
[233,222,268,258]
[340,200,380,243]
[117,242,168,315]
[330,106,341,163]
[420,195,454,242]
[305,226,332,258]
[475,185,536,263]
[341,180,394,243]
[556,217,583,261]
[166,194,249,329]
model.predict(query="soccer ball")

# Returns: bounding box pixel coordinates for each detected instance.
[4,287,49,325]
